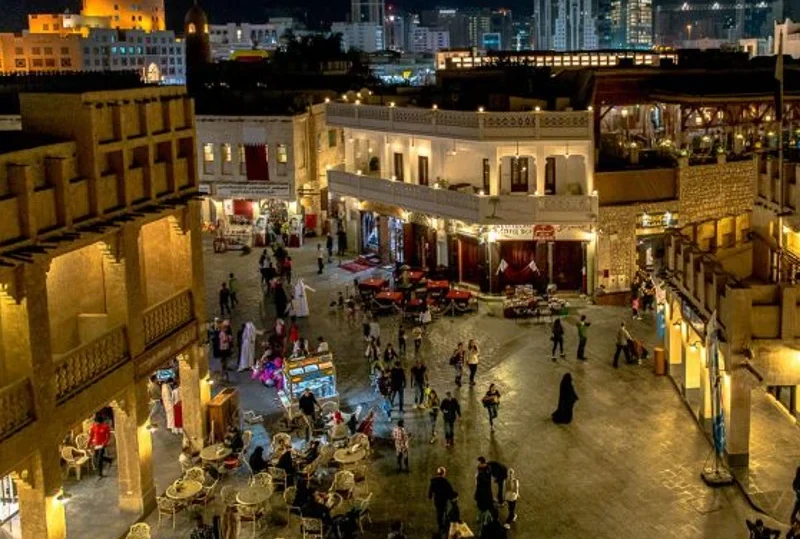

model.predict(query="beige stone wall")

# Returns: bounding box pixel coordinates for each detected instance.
[678,159,756,225]
[140,217,192,307]
[597,200,677,290]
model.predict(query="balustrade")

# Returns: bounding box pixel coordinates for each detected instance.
[0,378,35,442]
[54,326,129,404]
[143,289,193,346]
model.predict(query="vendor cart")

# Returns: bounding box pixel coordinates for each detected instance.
[278,353,338,427]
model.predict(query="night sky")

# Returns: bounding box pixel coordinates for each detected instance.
[1,0,522,33]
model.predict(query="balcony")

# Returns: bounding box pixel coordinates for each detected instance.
[328,170,598,225]
[326,103,592,141]
[0,378,35,442]
[143,288,193,347]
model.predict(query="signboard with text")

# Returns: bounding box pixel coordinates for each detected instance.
[494,225,533,240]
[532,224,556,241]
[213,182,292,200]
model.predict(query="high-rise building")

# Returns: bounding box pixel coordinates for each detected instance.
[610,0,653,49]
[408,26,451,53]
[654,2,778,47]
[385,11,407,51]
[536,0,598,50]
[351,0,385,24]
[81,0,165,31]
[331,22,385,52]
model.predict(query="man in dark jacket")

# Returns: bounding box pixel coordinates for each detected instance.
[477,456,509,504]
[428,467,457,535]
[389,361,407,413]
[440,392,461,447]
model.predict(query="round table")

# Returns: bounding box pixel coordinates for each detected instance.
[200,444,232,462]
[236,486,272,506]
[333,447,367,465]
[166,479,203,501]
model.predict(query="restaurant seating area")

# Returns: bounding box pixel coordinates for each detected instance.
[121,404,376,539]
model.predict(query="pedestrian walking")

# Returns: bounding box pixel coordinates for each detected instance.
[551,317,565,361]
[391,420,410,472]
[426,388,440,443]
[362,311,372,341]
[384,343,399,364]
[429,467,457,536]
[746,519,780,539]
[450,342,466,387]
[262,262,276,293]
[326,233,334,262]
[440,391,461,447]
[467,339,480,385]
[398,325,407,355]
[89,412,113,478]
[390,361,407,413]
[481,383,501,431]
[219,282,231,316]
[410,359,428,408]
[369,318,381,347]
[419,305,432,332]
[412,324,423,353]
[337,228,347,256]
[477,457,508,505]
[504,468,519,527]
[474,462,494,527]
[283,256,293,285]
[218,322,233,382]
[613,322,633,368]
[298,388,322,440]
[316,244,325,274]
[227,273,239,307]
[274,281,288,318]
[552,373,578,424]
[577,314,590,360]
[365,336,380,365]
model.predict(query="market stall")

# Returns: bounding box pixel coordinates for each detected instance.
[278,353,338,419]
[502,285,570,319]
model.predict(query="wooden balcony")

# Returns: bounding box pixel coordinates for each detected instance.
[143,289,193,347]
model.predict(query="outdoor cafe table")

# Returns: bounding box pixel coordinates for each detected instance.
[359,278,388,291]
[200,443,231,463]
[333,447,367,465]
[407,270,425,282]
[445,290,472,301]
[426,280,449,290]
[374,291,404,304]
[166,479,203,501]
[237,486,272,506]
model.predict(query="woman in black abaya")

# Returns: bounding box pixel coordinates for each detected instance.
[551,373,578,424]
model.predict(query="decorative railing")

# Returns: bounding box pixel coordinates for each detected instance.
[143,289,193,346]
[328,170,598,225]
[0,378,35,442]
[55,326,129,404]
[326,103,592,141]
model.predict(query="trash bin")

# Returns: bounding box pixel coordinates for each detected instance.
[653,346,666,376]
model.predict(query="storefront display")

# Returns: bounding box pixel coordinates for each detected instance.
[278,353,338,415]
[502,285,570,318]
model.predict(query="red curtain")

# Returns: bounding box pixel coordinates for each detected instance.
[553,241,584,292]
[459,235,482,286]
[498,241,547,287]
[232,200,253,219]
[244,144,269,182]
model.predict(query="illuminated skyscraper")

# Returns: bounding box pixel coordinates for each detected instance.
[351,0,385,24]
[610,0,653,48]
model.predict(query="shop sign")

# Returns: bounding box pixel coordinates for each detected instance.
[493,225,534,240]
[533,224,556,241]
[198,184,211,194]
[134,321,197,380]
[641,211,677,229]
[214,182,291,200]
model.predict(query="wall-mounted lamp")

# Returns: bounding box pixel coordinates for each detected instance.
[689,341,702,351]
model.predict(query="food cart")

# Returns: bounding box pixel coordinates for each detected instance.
[278,353,338,420]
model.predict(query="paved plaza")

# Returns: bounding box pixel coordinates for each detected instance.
[4,238,799,539]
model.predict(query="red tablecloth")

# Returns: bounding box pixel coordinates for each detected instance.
[407,298,423,307]
[426,280,450,290]
[408,270,425,282]
[360,278,388,290]
[375,291,404,303]
[446,290,472,301]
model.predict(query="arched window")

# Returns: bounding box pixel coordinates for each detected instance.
[187,23,196,34]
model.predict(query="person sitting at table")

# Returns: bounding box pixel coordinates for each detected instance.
[303,492,335,531]
[249,446,269,475]
[294,478,315,509]
[300,440,321,467]
[357,410,376,439]
[276,447,296,485]
[223,425,244,455]
[178,445,194,471]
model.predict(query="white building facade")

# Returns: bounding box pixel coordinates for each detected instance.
[208,20,299,60]
[325,102,599,293]
[195,106,343,237]
[409,27,451,53]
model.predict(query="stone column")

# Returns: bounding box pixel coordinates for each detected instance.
[378,216,390,264]
[178,345,210,451]
[726,367,753,467]
[186,201,208,328]
[698,345,713,429]
[112,380,156,515]
[16,448,66,539]
[585,237,596,294]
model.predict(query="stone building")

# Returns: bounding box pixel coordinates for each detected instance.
[0,84,206,538]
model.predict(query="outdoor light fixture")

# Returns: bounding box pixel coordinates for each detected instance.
[478,106,485,112]
[432,104,438,110]
[355,99,361,105]
[534,106,541,112]
[356,170,363,176]
[588,106,593,111]
[389,102,396,107]
[324,97,330,103]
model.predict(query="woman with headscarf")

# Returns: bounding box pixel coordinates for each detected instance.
[551,373,578,424]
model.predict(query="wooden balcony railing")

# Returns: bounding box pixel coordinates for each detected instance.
[143,289,193,346]
[0,378,35,442]
[54,326,129,405]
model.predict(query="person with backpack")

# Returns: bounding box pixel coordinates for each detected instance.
[551,317,565,361]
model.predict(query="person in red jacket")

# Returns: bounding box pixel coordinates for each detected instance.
[89,413,113,478]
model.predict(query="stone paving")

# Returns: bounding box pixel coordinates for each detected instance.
[5,237,798,539]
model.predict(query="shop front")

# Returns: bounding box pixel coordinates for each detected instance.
[201,182,305,250]
[637,211,678,272]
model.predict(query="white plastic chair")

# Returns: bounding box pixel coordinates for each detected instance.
[61,446,91,480]
[126,522,151,539]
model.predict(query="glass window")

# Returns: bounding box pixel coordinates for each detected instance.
[327,129,337,147]
[510,156,529,193]
[61,47,69,55]
[238,144,246,173]
[60,57,71,68]
[203,143,214,162]
[418,155,429,186]
[277,144,288,163]
[221,143,232,162]
[32,47,41,55]
[14,58,26,68]
[14,47,23,55]
[32,58,43,67]
[44,47,52,55]
[545,157,556,194]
